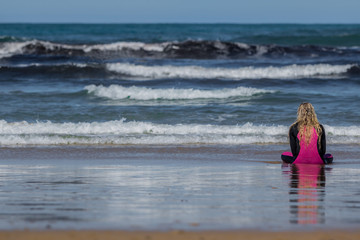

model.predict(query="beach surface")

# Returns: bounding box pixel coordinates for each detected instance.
[2,230,360,240]
[1,145,360,232]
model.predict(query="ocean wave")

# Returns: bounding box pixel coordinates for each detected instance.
[0,40,177,59]
[84,85,273,100]
[2,61,357,81]
[1,60,357,81]
[1,39,359,59]
[106,63,354,80]
[0,120,358,146]
[0,40,84,59]
[83,41,170,52]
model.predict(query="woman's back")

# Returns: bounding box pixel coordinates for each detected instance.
[293,126,324,164]
[281,102,333,164]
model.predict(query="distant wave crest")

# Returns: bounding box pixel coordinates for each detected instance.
[106,63,354,80]
[1,62,357,80]
[1,39,359,59]
[84,85,274,100]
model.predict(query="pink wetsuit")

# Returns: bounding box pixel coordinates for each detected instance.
[293,127,324,164]
[281,123,333,164]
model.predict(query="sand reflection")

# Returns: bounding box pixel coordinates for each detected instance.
[285,164,327,225]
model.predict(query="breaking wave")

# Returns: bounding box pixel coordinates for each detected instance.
[84,85,274,100]
[1,62,357,81]
[0,120,358,146]
[106,63,354,80]
[1,39,359,59]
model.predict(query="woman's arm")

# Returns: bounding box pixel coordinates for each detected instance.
[319,124,326,156]
[289,124,299,157]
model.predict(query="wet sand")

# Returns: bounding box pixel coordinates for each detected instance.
[0,144,359,232]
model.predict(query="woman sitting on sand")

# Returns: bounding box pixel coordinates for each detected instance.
[281,102,333,164]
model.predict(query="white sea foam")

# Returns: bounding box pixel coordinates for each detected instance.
[83,41,170,52]
[324,125,360,137]
[0,41,32,59]
[84,85,273,100]
[0,120,358,146]
[106,63,353,80]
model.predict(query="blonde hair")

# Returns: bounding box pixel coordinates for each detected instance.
[290,102,322,147]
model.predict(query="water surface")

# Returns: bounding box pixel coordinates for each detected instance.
[0,145,359,230]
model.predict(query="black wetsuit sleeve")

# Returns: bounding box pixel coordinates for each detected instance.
[289,124,299,157]
[318,124,326,156]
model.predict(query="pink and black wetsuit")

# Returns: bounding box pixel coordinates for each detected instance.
[282,123,333,164]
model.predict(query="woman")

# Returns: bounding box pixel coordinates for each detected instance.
[281,102,333,164]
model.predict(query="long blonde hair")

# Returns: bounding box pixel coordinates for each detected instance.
[290,102,322,147]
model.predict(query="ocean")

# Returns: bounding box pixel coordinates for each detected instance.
[0,24,359,146]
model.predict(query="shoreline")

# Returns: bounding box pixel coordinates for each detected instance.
[1,230,360,240]
[0,143,357,163]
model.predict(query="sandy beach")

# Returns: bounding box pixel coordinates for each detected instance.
[1,230,360,240]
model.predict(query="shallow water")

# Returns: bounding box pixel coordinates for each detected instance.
[0,145,359,230]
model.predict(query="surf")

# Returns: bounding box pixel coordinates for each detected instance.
[84,85,274,100]
[2,38,360,60]
[0,120,359,146]
[106,63,354,80]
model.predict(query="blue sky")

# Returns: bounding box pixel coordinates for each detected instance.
[1,0,360,23]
